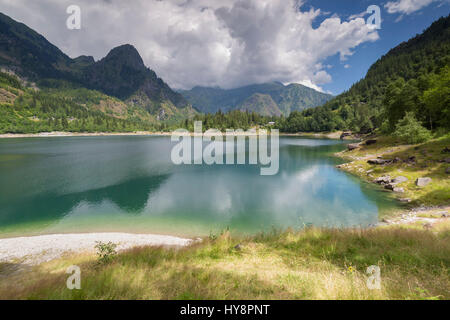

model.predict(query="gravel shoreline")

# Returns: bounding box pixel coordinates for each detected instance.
[0,233,193,265]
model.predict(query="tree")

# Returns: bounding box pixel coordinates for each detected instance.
[394,112,432,144]
[421,66,450,129]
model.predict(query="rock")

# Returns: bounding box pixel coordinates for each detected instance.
[340,132,352,140]
[404,156,416,164]
[347,143,360,151]
[393,157,401,163]
[393,187,404,193]
[442,147,450,154]
[234,244,242,251]
[399,198,412,203]
[384,184,395,190]
[381,218,390,224]
[374,176,391,184]
[368,159,391,165]
[444,158,450,164]
[365,139,377,146]
[415,177,432,187]
[446,167,450,174]
[423,223,433,230]
[391,176,408,184]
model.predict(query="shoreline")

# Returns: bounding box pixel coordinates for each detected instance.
[0,232,194,266]
[0,130,358,140]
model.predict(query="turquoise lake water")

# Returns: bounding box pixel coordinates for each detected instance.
[0,136,400,237]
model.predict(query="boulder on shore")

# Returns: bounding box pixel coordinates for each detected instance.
[365,139,377,146]
[368,158,391,165]
[392,176,408,184]
[415,177,432,187]
[374,176,391,184]
[347,143,360,151]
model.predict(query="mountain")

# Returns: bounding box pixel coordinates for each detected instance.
[0,12,193,123]
[281,14,450,133]
[0,12,73,79]
[238,93,283,116]
[179,81,333,116]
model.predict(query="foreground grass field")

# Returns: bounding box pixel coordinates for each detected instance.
[1,222,449,300]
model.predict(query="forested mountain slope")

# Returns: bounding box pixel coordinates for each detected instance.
[281,15,450,133]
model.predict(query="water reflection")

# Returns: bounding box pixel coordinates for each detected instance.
[0,175,169,227]
[0,136,400,236]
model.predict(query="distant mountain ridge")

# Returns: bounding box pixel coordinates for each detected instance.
[180,81,333,116]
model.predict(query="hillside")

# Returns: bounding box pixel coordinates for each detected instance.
[180,81,333,116]
[0,12,195,126]
[0,71,157,133]
[281,15,450,133]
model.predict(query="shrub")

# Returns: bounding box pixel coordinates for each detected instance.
[95,241,118,264]
[394,112,432,144]
[379,119,392,134]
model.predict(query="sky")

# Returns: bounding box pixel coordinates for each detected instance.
[0,0,449,94]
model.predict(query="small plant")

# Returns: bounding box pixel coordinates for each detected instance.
[208,231,218,241]
[95,241,117,264]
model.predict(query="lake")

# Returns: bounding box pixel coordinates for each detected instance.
[0,136,400,237]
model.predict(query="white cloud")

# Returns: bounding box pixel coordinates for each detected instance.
[0,0,379,90]
[385,0,443,15]
[348,11,368,20]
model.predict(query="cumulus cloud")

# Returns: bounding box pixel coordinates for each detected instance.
[0,0,379,90]
[384,0,444,15]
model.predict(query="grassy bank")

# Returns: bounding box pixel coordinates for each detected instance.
[1,223,449,300]
[336,134,450,208]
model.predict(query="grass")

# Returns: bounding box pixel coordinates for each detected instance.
[1,224,449,300]
[337,134,450,208]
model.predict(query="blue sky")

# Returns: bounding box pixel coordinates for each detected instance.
[311,0,450,94]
